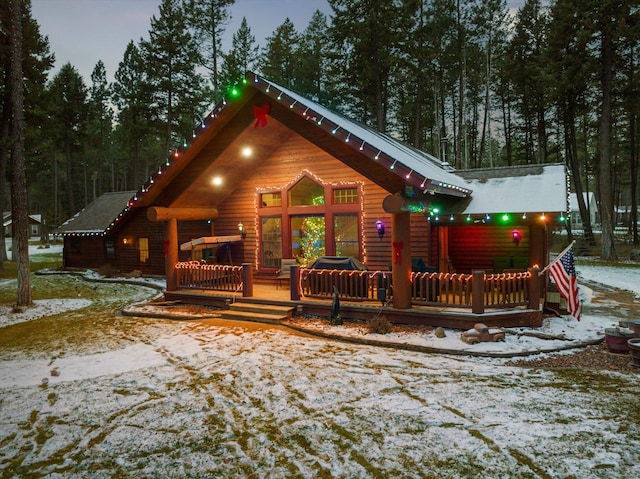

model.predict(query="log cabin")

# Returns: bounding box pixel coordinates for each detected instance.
[55,71,569,328]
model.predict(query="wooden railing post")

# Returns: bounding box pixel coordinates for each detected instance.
[242,263,253,297]
[290,265,300,300]
[472,270,485,314]
[527,266,541,310]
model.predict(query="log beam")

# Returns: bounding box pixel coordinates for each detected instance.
[147,206,219,222]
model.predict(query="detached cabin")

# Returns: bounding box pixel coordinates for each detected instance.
[56,72,569,328]
[3,212,44,239]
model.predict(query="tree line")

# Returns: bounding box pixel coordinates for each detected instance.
[1,0,639,263]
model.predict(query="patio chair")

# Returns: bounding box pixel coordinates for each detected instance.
[276,258,298,288]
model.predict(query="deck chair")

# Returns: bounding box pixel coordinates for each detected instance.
[276,258,298,288]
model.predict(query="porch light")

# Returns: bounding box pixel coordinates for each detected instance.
[375,220,385,239]
[512,229,523,246]
[238,221,246,239]
[241,146,252,157]
[212,176,223,186]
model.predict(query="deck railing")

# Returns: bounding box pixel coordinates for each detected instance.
[176,261,244,292]
[300,268,533,310]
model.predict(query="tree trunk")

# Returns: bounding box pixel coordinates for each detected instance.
[9,0,32,306]
[598,20,617,260]
[0,74,10,268]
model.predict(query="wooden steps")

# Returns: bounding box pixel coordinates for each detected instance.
[220,302,294,325]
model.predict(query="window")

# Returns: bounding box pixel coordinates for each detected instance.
[261,217,282,268]
[289,177,324,206]
[292,215,325,265]
[70,237,81,254]
[261,192,281,207]
[334,188,358,204]
[30,225,39,236]
[138,237,149,263]
[105,239,115,259]
[334,214,359,257]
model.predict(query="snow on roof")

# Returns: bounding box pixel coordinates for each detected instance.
[254,73,471,196]
[458,164,567,215]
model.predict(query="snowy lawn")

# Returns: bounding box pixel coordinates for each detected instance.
[0,253,639,477]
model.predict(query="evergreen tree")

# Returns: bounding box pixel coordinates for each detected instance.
[86,60,113,203]
[140,0,207,157]
[260,18,300,88]
[545,0,597,246]
[112,40,157,189]
[505,0,550,165]
[327,0,406,132]
[220,17,259,92]
[9,0,31,305]
[294,10,331,104]
[47,63,88,219]
[185,0,235,104]
[0,0,53,262]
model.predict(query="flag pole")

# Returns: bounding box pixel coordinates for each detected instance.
[539,240,576,276]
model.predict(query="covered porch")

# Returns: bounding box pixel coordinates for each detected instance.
[165,261,544,329]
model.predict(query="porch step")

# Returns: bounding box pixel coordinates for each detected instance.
[220,302,294,325]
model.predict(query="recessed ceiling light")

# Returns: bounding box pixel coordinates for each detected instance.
[241,146,253,157]
[212,176,223,186]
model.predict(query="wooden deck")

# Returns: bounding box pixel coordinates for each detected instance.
[164,282,543,330]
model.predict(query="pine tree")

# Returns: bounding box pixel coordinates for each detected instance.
[112,40,156,189]
[0,0,53,263]
[47,63,88,219]
[9,0,31,305]
[327,0,405,132]
[294,10,330,104]
[185,0,235,104]
[86,60,113,203]
[220,17,259,92]
[260,18,300,88]
[140,0,207,157]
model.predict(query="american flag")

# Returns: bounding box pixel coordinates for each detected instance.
[549,246,581,321]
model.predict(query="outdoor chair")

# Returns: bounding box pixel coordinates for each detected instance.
[276,258,298,289]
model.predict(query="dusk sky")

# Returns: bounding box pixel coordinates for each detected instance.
[31,0,529,85]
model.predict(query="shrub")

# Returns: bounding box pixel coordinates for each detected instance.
[368,315,393,335]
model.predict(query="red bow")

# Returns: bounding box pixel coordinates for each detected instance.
[253,103,270,128]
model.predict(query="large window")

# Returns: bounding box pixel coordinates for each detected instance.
[258,175,361,270]
[261,217,282,268]
[334,214,359,257]
[289,177,325,206]
[138,237,149,263]
[291,215,325,265]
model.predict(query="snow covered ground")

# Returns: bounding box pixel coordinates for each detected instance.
[0,245,639,477]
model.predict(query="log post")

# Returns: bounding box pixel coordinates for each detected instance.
[242,263,253,297]
[527,266,541,310]
[165,218,178,291]
[472,270,485,314]
[391,211,412,309]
